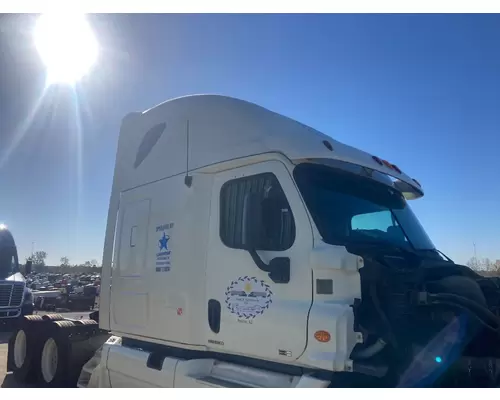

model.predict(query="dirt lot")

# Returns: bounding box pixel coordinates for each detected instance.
[0,312,92,388]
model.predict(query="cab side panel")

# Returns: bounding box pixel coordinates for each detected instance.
[110,173,213,346]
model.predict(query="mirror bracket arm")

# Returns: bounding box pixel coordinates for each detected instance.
[247,249,290,284]
[248,249,272,273]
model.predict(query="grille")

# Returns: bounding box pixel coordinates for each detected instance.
[0,283,24,308]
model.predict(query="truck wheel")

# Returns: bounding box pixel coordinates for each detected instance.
[9,327,39,383]
[40,337,61,385]
[24,315,43,322]
[74,319,98,326]
[41,314,64,322]
[37,319,105,387]
[38,321,75,387]
[13,329,27,370]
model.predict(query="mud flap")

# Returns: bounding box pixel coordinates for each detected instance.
[7,330,15,372]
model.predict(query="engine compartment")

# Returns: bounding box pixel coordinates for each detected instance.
[348,243,500,387]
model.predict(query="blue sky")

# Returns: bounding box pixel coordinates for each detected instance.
[0,14,499,265]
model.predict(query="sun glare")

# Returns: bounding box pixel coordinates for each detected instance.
[34,13,99,85]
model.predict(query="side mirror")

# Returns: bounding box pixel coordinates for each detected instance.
[242,192,290,284]
[25,260,32,275]
[242,192,263,250]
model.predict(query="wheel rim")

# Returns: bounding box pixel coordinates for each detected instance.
[13,330,27,369]
[41,338,58,383]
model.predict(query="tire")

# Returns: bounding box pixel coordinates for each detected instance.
[38,319,105,387]
[38,321,76,387]
[9,326,40,384]
[41,314,65,322]
[74,319,98,326]
[24,315,43,322]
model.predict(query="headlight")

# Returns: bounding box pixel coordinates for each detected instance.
[23,290,33,304]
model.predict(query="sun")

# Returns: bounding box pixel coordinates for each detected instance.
[34,13,99,85]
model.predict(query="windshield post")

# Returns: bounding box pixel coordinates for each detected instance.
[0,246,19,279]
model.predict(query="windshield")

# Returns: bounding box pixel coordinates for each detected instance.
[0,246,19,279]
[293,162,435,250]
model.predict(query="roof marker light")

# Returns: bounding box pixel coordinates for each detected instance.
[382,159,393,168]
[373,156,402,174]
[391,164,402,174]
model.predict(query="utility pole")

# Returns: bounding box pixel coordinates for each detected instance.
[473,242,479,270]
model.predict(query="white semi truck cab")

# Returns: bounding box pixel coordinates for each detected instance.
[97,94,424,381]
[9,95,500,388]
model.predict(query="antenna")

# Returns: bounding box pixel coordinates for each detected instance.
[184,119,192,188]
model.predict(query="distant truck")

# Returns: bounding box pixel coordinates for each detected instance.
[0,226,34,325]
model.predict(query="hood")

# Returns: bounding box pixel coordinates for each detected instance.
[3,272,26,283]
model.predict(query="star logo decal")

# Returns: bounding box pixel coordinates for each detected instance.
[158,232,170,251]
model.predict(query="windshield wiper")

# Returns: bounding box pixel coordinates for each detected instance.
[372,241,419,259]
[435,249,453,262]
[417,248,454,263]
[348,237,417,257]
[346,239,422,269]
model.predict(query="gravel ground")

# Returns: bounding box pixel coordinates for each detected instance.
[0,331,17,388]
[0,311,92,388]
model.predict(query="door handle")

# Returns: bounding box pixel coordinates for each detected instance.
[208,299,221,334]
[146,352,166,371]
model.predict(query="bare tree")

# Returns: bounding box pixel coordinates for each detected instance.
[60,256,70,267]
[483,258,494,272]
[32,251,47,266]
[467,256,500,276]
[27,250,47,272]
[466,256,481,271]
[494,260,500,273]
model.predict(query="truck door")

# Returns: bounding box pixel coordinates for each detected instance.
[205,160,313,363]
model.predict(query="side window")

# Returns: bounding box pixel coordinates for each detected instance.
[220,173,295,251]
